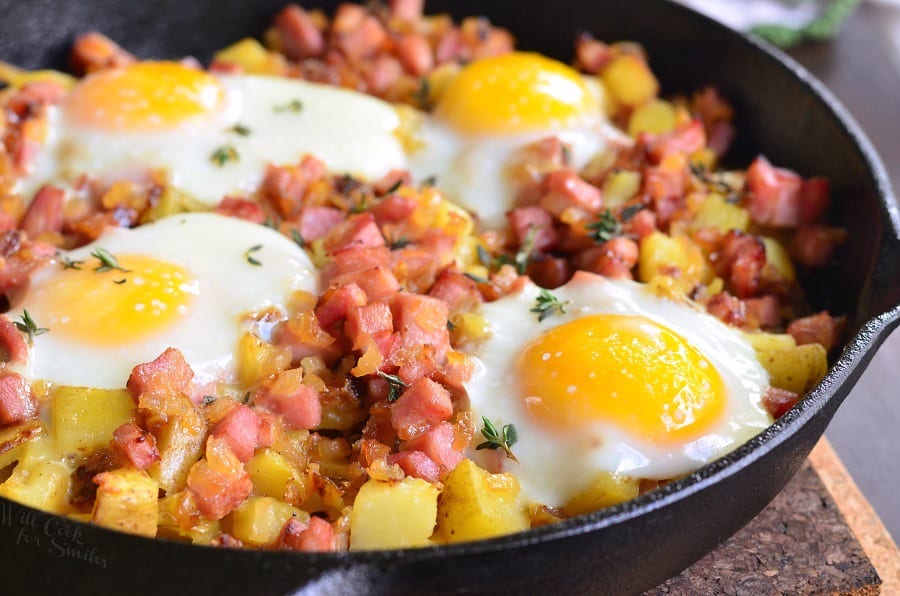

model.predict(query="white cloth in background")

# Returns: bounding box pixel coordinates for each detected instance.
[675,0,823,31]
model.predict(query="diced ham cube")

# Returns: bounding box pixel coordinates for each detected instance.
[396,33,434,76]
[345,302,393,351]
[402,422,464,477]
[789,225,845,267]
[214,197,265,224]
[256,370,322,430]
[333,265,400,302]
[507,207,558,252]
[575,237,638,280]
[706,292,746,328]
[574,33,613,74]
[372,170,412,198]
[644,119,706,164]
[321,246,391,284]
[787,311,844,352]
[390,293,451,364]
[0,372,36,426]
[278,517,336,552]
[391,378,453,440]
[315,283,368,329]
[745,156,804,227]
[70,31,135,74]
[390,0,424,22]
[323,212,386,254]
[298,206,345,242]
[274,5,325,60]
[387,450,440,483]
[126,347,194,402]
[110,423,160,470]
[745,295,781,329]
[762,387,800,419]
[20,185,65,238]
[0,316,28,365]
[429,268,481,312]
[331,6,387,62]
[210,403,261,463]
[187,436,253,521]
[542,170,603,214]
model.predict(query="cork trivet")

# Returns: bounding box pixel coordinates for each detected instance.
[648,439,893,595]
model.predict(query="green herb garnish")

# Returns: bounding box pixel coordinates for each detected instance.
[273,99,303,113]
[514,226,538,275]
[588,209,622,243]
[244,244,263,266]
[378,371,408,403]
[211,144,239,166]
[290,229,305,248]
[91,248,131,274]
[476,416,519,463]
[530,288,568,322]
[15,310,48,345]
[227,123,252,136]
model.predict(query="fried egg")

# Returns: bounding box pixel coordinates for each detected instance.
[464,271,772,508]
[406,52,627,228]
[21,61,407,205]
[8,212,318,388]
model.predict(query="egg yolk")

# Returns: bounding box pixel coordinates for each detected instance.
[435,52,597,135]
[64,61,225,131]
[27,254,196,346]
[516,314,726,443]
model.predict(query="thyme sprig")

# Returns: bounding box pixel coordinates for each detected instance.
[91,248,131,274]
[531,289,568,322]
[378,371,408,403]
[244,244,263,266]
[211,144,239,166]
[15,310,48,345]
[273,99,303,113]
[476,416,519,463]
[514,226,538,275]
[587,209,622,244]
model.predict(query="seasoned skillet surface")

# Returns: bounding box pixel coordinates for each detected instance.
[0,1,898,594]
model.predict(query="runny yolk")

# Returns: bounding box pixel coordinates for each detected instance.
[27,254,196,346]
[64,61,225,132]
[515,314,726,443]
[434,52,597,135]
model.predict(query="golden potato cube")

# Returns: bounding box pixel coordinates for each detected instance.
[214,38,269,72]
[743,331,797,353]
[762,236,797,282]
[91,468,159,537]
[690,194,750,234]
[0,419,44,470]
[0,455,70,514]
[51,386,134,456]
[149,409,206,494]
[562,472,640,517]
[628,99,677,137]
[246,449,298,500]
[0,61,76,90]
[434,459,529,544]
[232,496,308,546]
[602,170,642,210]
[237,331,292,386]
[350,477,439,550]
[758,343,828,394]
[638,231,710,292]
[601,53,659,108]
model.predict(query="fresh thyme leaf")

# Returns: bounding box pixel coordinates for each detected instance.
[382,178,403,195]
[244,244,263,266]
[349,194,370,214]
[14,310,48,346]
[113,278,127,285]
[514,226,538,275]
[588,209,622,243]
[464,272,489,284]
[389,236,411,250]
[378,371,408,403]
[476,416,519,463]
[476,245,492,268]
[446,319,456,331]
[263,218,278,230]
[561,144,573,166]
[241,392,252,405]
[290,229,305,248]
[91,247,131,274]
[211,144,239,166]
[530,288,568,322]
[227,123,252,136]
[60,254,84,270]
[620,204,643,223]
[420,175,437,188]
[273,99,304,113]
[414,77,431,110]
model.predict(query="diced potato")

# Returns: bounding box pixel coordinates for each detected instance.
[350,477,439,550]
[246,448,299,500]
[690,194,750,234]
[51,386,134,456]
[237,331,292,386]
[601,53,659,108]
[628,99,677,137]
[0,456,70,513]
[602,170,642,210]
[762,236,796,282]
[423,62,461,107]
[0,61,76,90]
[0,419,45,470]
[139,185,203,223]
[638,231,710,293]
[743,331,797,353]
[232,496,308,546]
[562,472,640,517]
[214,38,269,72]
[434,459,529,544]
[149,409,206,494]
[450,312,491,343]
[91,468,159,537]
[757,343,828,394]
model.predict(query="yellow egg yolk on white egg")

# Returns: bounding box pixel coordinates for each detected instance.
[8,212,318,389]
[464,272,772,508]
[406,52,627,228]
[21,61,407,204]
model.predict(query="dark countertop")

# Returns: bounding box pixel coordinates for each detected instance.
[787,1,900,543]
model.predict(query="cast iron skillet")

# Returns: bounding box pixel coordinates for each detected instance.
[1,0,898,593]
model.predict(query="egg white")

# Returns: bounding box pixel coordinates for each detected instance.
[21,75,408,205]
[464,272,772,507]
[8,212,318,388]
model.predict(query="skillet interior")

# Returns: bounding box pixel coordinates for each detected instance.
[0,1,898,594]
